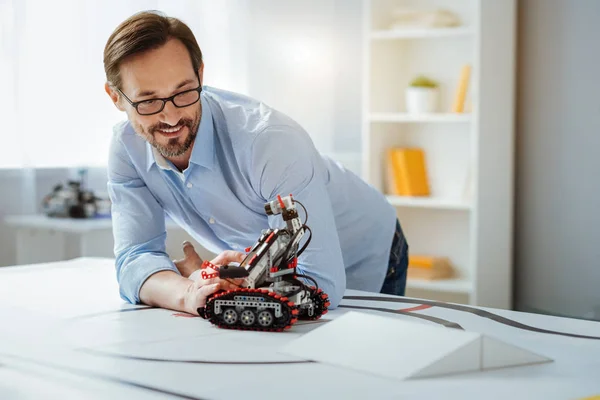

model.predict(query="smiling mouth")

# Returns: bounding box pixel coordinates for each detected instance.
[157,125,185,138]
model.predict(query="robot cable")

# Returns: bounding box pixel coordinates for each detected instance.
[294,199,308,225]
[294,273,319,291]
[296,225,312,257]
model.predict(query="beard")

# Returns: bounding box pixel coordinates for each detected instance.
[137,107,201,158]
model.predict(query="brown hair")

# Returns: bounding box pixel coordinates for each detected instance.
[103,10,203,89]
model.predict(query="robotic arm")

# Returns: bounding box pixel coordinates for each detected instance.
[197,194,329,331]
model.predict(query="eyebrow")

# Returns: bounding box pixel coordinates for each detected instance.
[136,79,197,98]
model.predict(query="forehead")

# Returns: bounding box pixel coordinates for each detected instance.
[119,38,196,96]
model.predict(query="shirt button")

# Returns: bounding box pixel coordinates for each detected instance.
[209,217,215,224]
[186,182,193,188]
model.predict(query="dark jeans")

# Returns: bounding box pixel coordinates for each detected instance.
[380,219,408,296]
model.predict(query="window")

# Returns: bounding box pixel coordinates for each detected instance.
[0,0,248,168]
[1,0,351,169]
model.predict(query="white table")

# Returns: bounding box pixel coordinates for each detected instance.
[0,258,599,399]
[3,215,190,265]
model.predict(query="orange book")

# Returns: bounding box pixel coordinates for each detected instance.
[452,64,471,113]
[408,255,454,280]
[385,149,401,195]
[391,148,430,196]
[409,255,436,269]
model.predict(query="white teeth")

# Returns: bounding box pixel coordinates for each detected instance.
[160,125,182,133]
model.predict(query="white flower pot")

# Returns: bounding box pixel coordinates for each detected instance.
[405,87,439,114]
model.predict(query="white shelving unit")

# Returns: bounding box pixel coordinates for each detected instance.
[370,26,474,40]
[361,0,516,308]
[386,195,471,211]
[369,112,472,123]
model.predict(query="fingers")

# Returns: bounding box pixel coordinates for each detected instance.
[197,283,221,307]
[182,241,198,259]
[209,253,224,265]
[196,276,242,290]
[210,250,246,266]
[197,275,218,286]
[220,278,244,291]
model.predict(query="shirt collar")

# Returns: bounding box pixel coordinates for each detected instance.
[189,94,216,170]
[145,93,215,172]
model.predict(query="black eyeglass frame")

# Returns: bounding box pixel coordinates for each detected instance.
[116,84,203,116]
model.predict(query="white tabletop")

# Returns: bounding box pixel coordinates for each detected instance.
[4,214,180,233]
[0,258,599,400]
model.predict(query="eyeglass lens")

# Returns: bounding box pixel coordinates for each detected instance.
[137,89,200,115]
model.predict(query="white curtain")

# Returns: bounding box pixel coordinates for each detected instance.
[0,0,20,168]
[0,0,249,170]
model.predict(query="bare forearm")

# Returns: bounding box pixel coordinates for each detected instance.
[138,265,240,316]
[139,270,192,313]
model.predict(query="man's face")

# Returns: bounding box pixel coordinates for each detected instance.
[116,38,202,159]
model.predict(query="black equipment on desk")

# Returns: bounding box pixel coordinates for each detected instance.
[42,169,110,219]
[42,180,99,219]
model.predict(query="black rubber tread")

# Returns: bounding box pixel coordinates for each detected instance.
[297,287,330,321]
[203,288,299,332]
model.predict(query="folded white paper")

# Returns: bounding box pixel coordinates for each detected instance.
[279,311,552,381]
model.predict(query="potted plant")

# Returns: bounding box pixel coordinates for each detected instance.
[405,75,439,114]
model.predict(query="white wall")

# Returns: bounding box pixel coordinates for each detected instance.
[242,0,363,162]
[0,171,32,267]
[332,0,363,155]
[515,0,600,320]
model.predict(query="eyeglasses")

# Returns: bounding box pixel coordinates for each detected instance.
[116,85,202,116]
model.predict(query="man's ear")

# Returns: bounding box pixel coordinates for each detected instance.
[198,63,204,86]
[104,82,125,112]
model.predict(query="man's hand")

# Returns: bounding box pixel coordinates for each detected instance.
[182,269,241,315]
[173,241,247,315]
[140,243,247,317]
[209,249,247,266]
[174,241,246,279]
[174,241,204,278]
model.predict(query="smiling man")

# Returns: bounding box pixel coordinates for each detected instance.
[103,10,408,316]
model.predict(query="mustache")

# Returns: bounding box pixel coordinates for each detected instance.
[150,118,193,134]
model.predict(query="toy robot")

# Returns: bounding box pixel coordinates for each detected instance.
[197,194,330,331]
[42,181,97,219]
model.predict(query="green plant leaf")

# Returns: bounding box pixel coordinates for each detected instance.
[409,75,438,88]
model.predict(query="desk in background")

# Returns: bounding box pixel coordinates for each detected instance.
[3,214,212,265]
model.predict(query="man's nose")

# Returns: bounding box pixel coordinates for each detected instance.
[158,100,181,126]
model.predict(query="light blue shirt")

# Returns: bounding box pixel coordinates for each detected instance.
[107,86,397,309]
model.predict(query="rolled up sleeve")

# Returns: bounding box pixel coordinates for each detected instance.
[250,126,346,308]
[107,133,178,304]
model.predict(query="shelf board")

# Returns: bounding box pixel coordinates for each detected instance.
[386,195,471,211]
[371,27,473,40]
[370,113,471,123]
[406,277,473,294]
